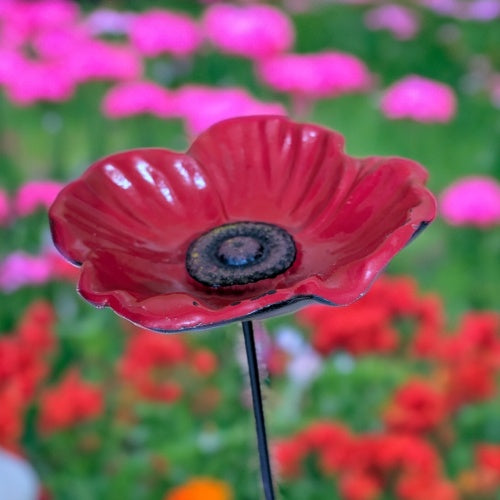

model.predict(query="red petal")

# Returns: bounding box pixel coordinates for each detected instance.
[50,148,225,265]
[290,156,436,303]
[77,254,307,331]
[187,115,352,230]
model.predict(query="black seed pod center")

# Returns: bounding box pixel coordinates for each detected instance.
[217,236,264,266]
[186,222,296,287]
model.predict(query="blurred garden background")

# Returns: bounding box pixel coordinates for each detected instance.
[1,0,500,499]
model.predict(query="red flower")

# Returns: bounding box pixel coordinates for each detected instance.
[273,421,353,478]
[396,475,458,500]
[339,472,381,500]
[0,337,47,402]
[441,311,500,366]
[298,276,422,356]
[477,444,500,475]
[298,420,352,452]
[0,384,25,452]
[49,116,436,332]
[301,301,397,355]
[384,378,448,434]
[17,300,57,355]
[357,433,442,479]
[118,330,188,402]
[443,361,496,409]
[0,301,55,450]
[272,438,307,478]
[411,294,445,358]
[117,328,219,408]
[191,349,218,376]
[38,369,103,433]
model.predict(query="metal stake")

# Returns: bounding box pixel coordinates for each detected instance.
[242,320,276,500]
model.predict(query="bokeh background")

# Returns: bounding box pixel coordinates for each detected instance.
[1,1,500,499]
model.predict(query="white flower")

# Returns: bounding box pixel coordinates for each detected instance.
[287,348,322,386]
[0,449,39,500]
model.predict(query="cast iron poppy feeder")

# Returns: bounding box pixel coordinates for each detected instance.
[49,116,436,500]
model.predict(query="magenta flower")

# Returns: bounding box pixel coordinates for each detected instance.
[129,9,201,57]
[418,0,459,16]
[0,49,25,86]
[465,0,500,21]
[0,252,53,292]
[380,75,457,123]
[174,85,286,136]
[0,3,31,48]
[257,52,372,98]
[3,57,75,106]
[202,4,294,59]
[64,41,142,83]
[0,0,79,44]
[23,0,80,31]
[32,25,91,59]
[0,248,76,292]
[364,5,420,40]
[440,176,500,227]
[14,181,64,217]
[101,81,177,119]
[84,8,136,35]
[0,188,10,226]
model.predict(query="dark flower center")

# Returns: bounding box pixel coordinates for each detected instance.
[186,222,296,287]
[217,236,264,266]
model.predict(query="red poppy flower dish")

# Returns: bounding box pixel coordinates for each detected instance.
[49,116,436,333]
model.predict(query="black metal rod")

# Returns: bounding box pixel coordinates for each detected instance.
[242,320,276,500]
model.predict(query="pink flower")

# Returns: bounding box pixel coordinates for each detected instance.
[174,85,286,136]
[380,75,457,123]
[14,181,64,217]
[101,81,176,119]
[23,0,79,31]
[364,5,420,40]
[202,4,294,59]
[32,26,91,59]
[0,2,31,48]
[465,0,500,21]
[0,49,25,86]
[423,0,500,20]
[129,9,201,57]
[0,252,53,292]
[418,0,459,16]
[63,41,142,83]
[0,188,10,225]
[0,247,77,292]
[440,176,500,226]
[257,52,372,98]
[3,57,75,105]
[0,0,79,46]
[84,8,136,35]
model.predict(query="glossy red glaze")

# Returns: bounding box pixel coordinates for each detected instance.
[49,116,437,332]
